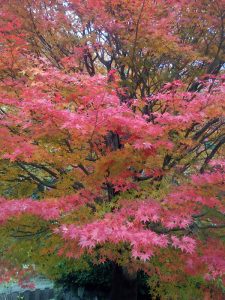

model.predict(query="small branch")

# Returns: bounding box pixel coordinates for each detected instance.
[72,163,90,176]
[20,161,58,178]
[199,223,225,230]
[64,139,74,153]
[200,135,225,173]
[17,162,56,189]
[193,118,220,140]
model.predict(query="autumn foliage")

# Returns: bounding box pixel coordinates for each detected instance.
[0,0,224,299]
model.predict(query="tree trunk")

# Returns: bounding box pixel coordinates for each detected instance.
[110,264,137,300]
[105,131,122,151]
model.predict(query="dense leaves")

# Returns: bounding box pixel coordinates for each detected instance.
[0,0,224,299]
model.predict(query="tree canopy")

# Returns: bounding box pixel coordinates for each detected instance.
[0,0,224,299]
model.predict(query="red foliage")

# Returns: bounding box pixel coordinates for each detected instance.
[0,0,224,295]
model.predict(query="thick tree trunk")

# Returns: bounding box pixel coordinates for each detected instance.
[109,264,137,300]
[105,131,122,151]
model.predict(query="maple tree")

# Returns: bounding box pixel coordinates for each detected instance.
[0,0,225,299]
